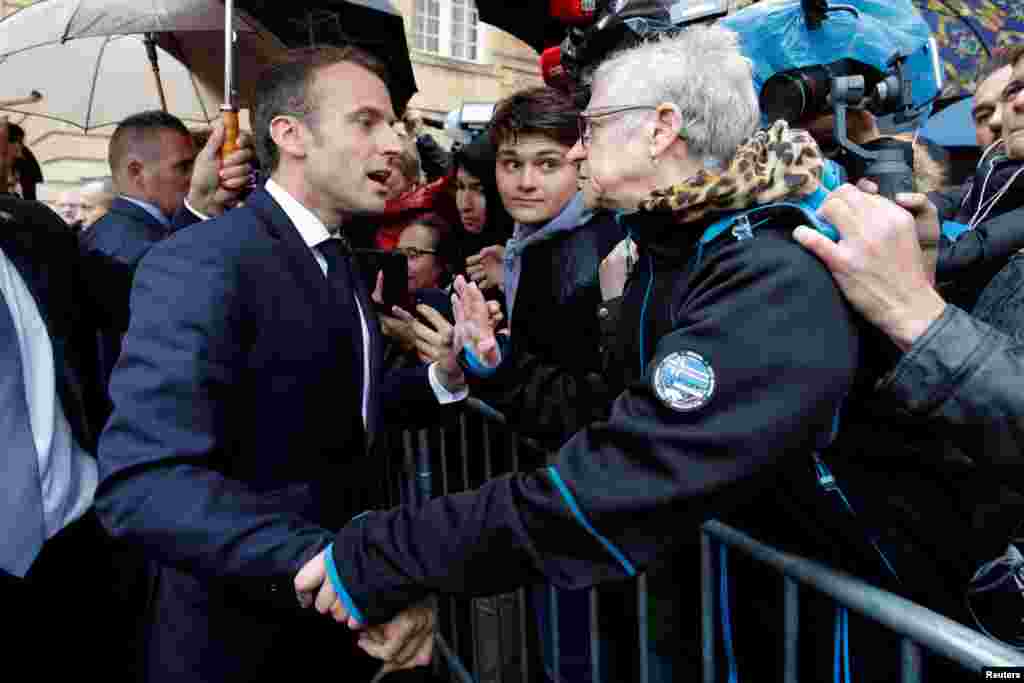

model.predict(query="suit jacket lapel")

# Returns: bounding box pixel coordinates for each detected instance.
[245,189,334,310]
[248,189,383,444]
[348,253,385,443]
[0,215,94,449]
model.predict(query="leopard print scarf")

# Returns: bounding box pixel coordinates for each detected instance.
[640,120,825,225]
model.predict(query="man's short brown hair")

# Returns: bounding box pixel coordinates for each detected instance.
[1010,44,1024,70]
[252,45,391,173]
[489,86,580,151]
[108,110,191,179]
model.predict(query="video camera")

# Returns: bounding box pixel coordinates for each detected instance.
[538,0,942,198]
[724,0,943,197]
[541,0,730,104]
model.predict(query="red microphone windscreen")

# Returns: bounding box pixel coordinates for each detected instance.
[549,0,596,25]
[540,46,572,92]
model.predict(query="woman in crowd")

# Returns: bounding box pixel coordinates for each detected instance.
[376,211,458,367]
[449,132,514,288]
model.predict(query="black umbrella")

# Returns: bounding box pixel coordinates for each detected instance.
[238,0,418,113]
[475,0,569,53]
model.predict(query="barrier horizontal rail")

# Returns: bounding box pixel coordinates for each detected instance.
[387,400,1024,682]
[702,519,1024,680]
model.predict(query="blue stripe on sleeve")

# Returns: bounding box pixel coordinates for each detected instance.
[324,542,366,626]
[546,466,637,577]
[942,220,970,241]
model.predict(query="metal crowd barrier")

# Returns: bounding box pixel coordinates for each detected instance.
[384,399,1024,683]
[701,520,1024,683]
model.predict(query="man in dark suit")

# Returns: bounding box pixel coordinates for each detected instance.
[78,111,195,263]
[95,46,466,682]
[0,113,259,683]
[0,113,140,682]
[81,113,254,385]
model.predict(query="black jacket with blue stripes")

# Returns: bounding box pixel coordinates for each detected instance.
[331,206,861,625]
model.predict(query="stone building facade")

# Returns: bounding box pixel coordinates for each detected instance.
[0,0,541,205]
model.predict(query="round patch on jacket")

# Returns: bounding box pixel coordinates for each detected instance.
[652,351,715,412]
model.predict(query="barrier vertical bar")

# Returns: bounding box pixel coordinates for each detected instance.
[401,430,415,506]
[416,428,431,505]
[784,577,799,683]
[482,419,493,481]
[590,587,601,683]
[901,638,923,683]
[437,633,477,683]
[701,530,716,683]
[638,573,650,683]
[460,412,470,491]
[517,588,531,683]
[549,585,561,683]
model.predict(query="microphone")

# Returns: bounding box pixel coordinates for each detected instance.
[540,46,573,92]
[549,0,597,25]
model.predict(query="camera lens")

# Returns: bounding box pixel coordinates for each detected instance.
[761,73,810,124]
[760,66,832,125]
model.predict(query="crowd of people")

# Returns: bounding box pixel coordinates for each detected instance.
[3,17,1024,683]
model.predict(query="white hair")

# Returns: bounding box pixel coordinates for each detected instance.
[593,24,760,167]
[81,177,114,195]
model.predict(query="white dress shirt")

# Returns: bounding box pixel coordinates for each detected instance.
[0,247,96,540]
[263,180,466,424]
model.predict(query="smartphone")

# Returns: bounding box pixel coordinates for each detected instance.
[413,287,455,325]
[352,248,410,311]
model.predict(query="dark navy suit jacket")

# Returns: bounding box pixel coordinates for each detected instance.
[79,197,171,266]
[0,197,143,681]
[0,196,128,451]
[94,188,439,681]
[79,197,198,389]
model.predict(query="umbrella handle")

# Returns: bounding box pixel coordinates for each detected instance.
[221,106,240,157]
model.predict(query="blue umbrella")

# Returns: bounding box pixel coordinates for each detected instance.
[921,96,978,147]
[911,0,1024,99]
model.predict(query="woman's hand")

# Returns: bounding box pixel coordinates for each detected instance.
[452,276,499,368]
[466,245,506,291]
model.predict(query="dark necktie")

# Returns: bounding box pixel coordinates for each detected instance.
[0,285,46,577]
[318,239,366,418]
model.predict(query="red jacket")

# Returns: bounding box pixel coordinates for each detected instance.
[374,176,459,250]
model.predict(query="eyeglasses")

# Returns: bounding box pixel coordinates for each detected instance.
[1002,79,1024,104]
[577,105,658,148]
[395,246,437,259]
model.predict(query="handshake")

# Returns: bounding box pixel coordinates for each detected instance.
[295,547,435,676]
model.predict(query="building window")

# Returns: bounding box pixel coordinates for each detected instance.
[413,0,440,54]
[413,0,479,61]
[450,0,479,61]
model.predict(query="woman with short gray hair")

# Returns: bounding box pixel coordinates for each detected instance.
[320,26,864,682]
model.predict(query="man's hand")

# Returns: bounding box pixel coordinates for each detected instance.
[294,548,435,676]
[187,120,255,218]
[294,549,360,628]
[361,602,435,679]
[466,245,506,291]
[600,238,638,301]
[793,183,946,352]
[861,179,941,285]
[388,303,453,365]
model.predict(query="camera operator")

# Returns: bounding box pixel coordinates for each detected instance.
[791,42,1024,647]
[932,49,1024,311]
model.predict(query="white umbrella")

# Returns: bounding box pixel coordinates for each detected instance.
[0,33,222,131]
[0,0,270,58]
[0,0,286,148]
